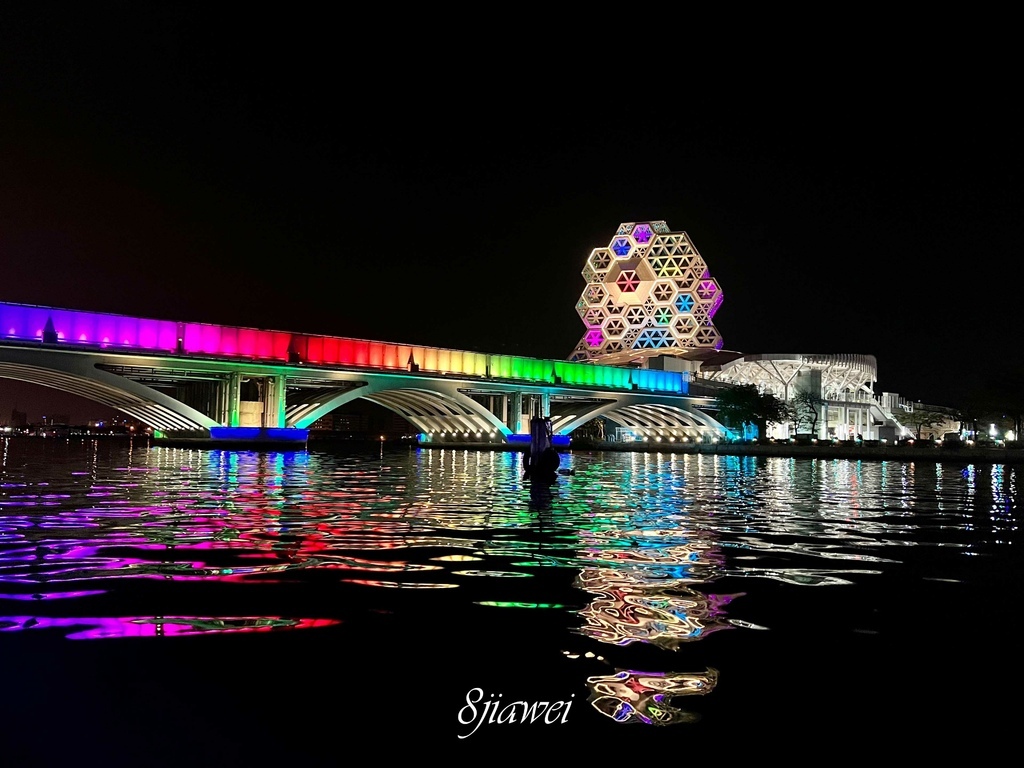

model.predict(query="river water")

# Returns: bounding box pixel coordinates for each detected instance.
[1,437,1019,761]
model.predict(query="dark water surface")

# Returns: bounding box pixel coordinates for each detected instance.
[1,438,1019,762]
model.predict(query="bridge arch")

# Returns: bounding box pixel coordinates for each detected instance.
[553,398,734,441]
[0,336,736,444]
[288,378,511,437]
[0,353,217,431]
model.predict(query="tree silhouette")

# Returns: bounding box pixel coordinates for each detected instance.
[897,407,950,439]
[792,391,826,435]
[714,384,790,439]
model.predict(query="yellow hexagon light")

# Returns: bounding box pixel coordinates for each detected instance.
[570,221,724,364]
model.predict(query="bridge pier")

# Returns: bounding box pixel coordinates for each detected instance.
[158,372,306,449]
[227,372,242,426]
[509,392,523,434]
[155,426,309,450]
[269,374,287,428]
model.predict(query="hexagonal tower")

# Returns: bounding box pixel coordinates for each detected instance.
[569,220,724,365]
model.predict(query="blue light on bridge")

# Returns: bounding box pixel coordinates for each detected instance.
[209,427,309,443]
[508,434,571,447]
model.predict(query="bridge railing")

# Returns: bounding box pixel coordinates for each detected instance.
[1,300,689,395]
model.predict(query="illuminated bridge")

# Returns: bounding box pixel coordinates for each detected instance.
[0,300,735,447]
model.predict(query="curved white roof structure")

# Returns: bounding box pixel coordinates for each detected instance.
[700,353,879,400]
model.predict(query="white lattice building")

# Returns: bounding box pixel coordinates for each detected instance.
[569,221,724,365]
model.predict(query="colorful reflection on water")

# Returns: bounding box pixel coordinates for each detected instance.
[0,615,339,639]
[0,436,1019,746]
[586,668,719,725]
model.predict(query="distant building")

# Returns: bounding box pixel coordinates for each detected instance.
[309,402,412,438]
[10,409,27,427]
[310,414,335,431]
[569,220,943,442]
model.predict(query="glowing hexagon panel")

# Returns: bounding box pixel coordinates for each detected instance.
[571,221,724,363]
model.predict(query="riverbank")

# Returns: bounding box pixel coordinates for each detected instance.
[9,433,1018,463]
[417,438,1024,464]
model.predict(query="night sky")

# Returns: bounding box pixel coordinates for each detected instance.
[2,8,1021,423]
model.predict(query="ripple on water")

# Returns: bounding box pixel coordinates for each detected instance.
[0,443,1016,677]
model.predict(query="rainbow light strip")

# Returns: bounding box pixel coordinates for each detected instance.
[0,301,688,394]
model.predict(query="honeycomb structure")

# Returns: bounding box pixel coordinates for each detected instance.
[570,221,724,364]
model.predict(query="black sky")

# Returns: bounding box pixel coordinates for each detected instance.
[2,8,1021,422]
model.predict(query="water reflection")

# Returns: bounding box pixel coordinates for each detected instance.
[0,438,1019,738]
[0,615,338,639]
[575,574,741,649]
[586,668,719,725]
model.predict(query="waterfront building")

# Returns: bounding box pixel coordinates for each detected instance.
[569,220,944,442]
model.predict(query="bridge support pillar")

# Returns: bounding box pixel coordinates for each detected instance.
[226,372,242,427]
[267,375,287,428]
[510,392,523,434]
[541,392,550,418]
[214,378,227,424]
